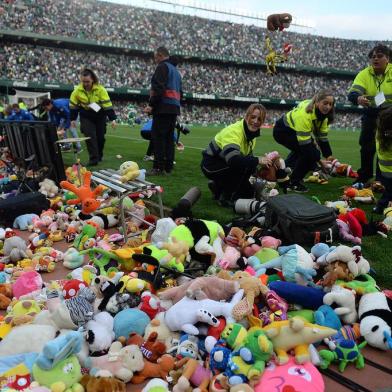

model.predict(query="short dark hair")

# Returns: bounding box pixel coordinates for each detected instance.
[156,47,169,57]
[11,103,19,109]
[41,98,52,107]
[80,67,99,84]
[368,44,391,59]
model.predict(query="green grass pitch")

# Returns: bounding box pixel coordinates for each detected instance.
[62,124,392,288]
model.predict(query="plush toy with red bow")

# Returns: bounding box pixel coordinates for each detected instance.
[60,171,104,214]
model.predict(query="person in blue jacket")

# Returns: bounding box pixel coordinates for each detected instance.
[7,103,34,121]
[41,98,81,152]
[140,119,189,161]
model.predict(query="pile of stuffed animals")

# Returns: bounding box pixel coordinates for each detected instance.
[0,159,391,392]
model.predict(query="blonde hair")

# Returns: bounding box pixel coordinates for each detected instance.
[305,90,335,123]
[245,103,267,124]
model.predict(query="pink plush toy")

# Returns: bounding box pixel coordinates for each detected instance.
[13,271,43,299]
[217,246,243,269]
[261,236,281,249]
[255,357,325,392]
[159,276,240,303]
[336,219,361,245]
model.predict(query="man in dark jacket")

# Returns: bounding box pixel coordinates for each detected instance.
[145,47,182,175]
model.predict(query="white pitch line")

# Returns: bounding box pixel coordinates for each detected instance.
[106,134,204,150]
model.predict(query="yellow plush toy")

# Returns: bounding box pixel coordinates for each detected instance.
[258,317,336,364]
[119,161,140,183]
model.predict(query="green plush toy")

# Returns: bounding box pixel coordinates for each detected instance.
[73,224,96,251]
[253,248,280,263]
[32,355,84,392]
[143,244,185,273]
[335,274,379,295]
[227,327,273,383]
[318,340,367,372]
[288,309,315,323]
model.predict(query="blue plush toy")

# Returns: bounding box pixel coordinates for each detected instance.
[249,245,316,286]
[13,213,39,230]
[113,308,150,339]
[314,305,342,331]
[36,331,83,370]
[269,281,325,310]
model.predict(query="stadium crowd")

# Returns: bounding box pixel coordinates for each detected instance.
[1,0,390,70]
[2,44,352,101]
[113,101,361,129]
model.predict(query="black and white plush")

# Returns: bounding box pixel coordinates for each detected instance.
[85,311,115,355]
[358,292,392,350]
[98,280,141,315]
[78,212,119,229]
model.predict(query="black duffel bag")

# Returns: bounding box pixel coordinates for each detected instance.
[0,192,50,226]
[265,194,338,245]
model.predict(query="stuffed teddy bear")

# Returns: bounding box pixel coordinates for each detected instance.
[224,227,247,248]
[131,354,175,384]
[216,246,246,270]
[159,276,240,304]
[119,161,140,183]
[325,245,370,278]
[89,341,144,382]
[80,374,126,392]
[39,178,59,198]
[258,151,291,185]
[218,270,268,320]
[266,13,292,31]
[164,289,244,335]
[321,261,354,287]
[126,331,166,363]
[0,283,12,310]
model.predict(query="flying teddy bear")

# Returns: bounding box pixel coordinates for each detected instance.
[266,13,293,31]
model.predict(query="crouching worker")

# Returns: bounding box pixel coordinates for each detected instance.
[201,103,272,207]
[273,89,335,193]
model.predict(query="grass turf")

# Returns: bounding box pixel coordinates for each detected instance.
[62,124,392,288]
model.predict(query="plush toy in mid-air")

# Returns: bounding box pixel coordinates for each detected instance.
[267,13,293,31]
[60,171,104,214]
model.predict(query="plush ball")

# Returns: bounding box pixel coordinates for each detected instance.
[113,308,150,339]
[255,357,324,391]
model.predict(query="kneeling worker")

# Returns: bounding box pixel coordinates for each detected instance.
[201,103,271,206]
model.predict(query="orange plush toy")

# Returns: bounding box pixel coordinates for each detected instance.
[60,171,104,214]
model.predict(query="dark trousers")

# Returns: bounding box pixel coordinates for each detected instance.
[80,116,106,163]
[152,113,177,172]
[201,155,255,201]
[377,174,392,209]
[273,117,320,184]
[141,131,154,156]
[358,115,381,182]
